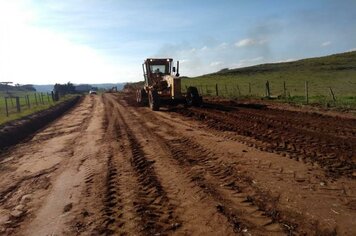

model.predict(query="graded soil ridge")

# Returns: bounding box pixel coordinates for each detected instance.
[0,96,81,150]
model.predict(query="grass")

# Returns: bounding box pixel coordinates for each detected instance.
[181,51,356,109]
[0,91,75,125]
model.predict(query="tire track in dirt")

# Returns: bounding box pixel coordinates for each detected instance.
[99,150,126,235]
[92,96,127,235]
[237,104,352,139]
[113,99,238,235]
[148,106,355,234]
[126,129,181,234]
[66,96,121,235]
[97,95,181,235]
[167,137,288,234]
[174,106,355,178]
[115,95,292,235]
[207,100,356,138]
[60,97,113,235]
[115,105,181,235]
[120,92,354,235]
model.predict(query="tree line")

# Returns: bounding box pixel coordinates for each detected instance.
[0,84,36,92]
[53,82,76,95]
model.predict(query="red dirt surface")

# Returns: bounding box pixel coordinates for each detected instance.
[0,93,355,235]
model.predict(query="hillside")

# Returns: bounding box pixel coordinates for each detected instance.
[212,51,356,76]
[182,51,356,108]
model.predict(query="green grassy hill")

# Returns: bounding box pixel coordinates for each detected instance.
[215,51,356,75]
[182,51,356,108]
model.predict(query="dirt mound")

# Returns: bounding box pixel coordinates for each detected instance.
[0,96,81,150]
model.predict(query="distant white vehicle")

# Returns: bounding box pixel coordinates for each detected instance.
[89,90,97,95]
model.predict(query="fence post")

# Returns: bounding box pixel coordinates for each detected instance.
[27,95,31,109]
[305,81,309,104]
[47,93,50,103]
[236,84,241,96]
[215,84,219,96]
[265,81,270,97]
[329,87,336,101]
[34,93,38,105]
[248,83,251,95]
[5,97,9,117]
[283,81,286,98]
[16,97,21,113]
[41,93,44,104]
[224,84,228,96]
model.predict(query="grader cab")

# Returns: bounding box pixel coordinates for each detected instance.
[136,58,202,111]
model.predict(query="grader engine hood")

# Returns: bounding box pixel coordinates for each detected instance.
[163,75,182,98]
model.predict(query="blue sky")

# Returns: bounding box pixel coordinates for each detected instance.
[0,0,355,84]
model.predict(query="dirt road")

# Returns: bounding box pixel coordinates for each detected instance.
[0,93,355,235]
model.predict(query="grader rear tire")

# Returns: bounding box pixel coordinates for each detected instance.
[186,86,202,107]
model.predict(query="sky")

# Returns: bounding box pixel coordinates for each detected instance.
[0,0,356,85]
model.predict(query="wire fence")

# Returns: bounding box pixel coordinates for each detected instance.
[182,80,356,108]
[0,92,55,118]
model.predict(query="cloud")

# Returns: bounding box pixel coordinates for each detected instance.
[235,38,267,47]
[321,41,331,47]
[0,8,131,84]
[235,38,255,47]
[210,61,223,66]
[230,63,244,68]
[239,56,263,63]
[226,56,265,69]
[201,46,208,51]
[274,58,297,63]
[217,42,228,50]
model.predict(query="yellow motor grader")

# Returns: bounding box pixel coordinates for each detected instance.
[136,58,202,111]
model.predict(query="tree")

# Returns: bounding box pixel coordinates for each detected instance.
[21,84,36,91]
[53,82,76,95]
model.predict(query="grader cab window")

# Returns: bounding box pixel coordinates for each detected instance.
[150,65,167,74]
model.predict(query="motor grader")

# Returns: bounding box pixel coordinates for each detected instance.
[136,58,202,111]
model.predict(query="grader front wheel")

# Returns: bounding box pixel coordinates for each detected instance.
[136,89,148,106]
[149,90,160,111]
